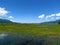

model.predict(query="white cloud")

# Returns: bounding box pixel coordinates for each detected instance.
[46,14,55,20]
[8,16,14,21]
[8,16,14,19]
[50,14,55,17]
[0,7,14,21]
[38,14,45,19]
[46,16,49,19]
[38,12,60,21]
[38,14,56,20]
[0,7,9,17]
[56,12,60,16]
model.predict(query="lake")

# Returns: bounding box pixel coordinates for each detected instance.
[0,33,59,45]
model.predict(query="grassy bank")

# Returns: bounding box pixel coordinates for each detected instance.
[0,24,59,37]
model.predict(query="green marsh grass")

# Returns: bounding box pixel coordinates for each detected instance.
[0,24,59,37]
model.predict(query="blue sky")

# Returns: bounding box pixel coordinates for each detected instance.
[0,0,60,23]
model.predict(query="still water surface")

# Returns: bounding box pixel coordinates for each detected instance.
[0,33,59,45]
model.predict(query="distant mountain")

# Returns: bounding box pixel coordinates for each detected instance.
[41,20,58,24]
[0,19,13,24]
[0,19,59,24]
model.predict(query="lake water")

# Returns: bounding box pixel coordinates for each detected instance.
[0,33,59,45]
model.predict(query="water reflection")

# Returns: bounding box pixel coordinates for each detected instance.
[0,33,59,45]
[0,33,45,45]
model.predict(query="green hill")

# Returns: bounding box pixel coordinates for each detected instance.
[41,20,60,24]
[0,19,15,24]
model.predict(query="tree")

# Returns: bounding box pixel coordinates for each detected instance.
[57,20,60,24]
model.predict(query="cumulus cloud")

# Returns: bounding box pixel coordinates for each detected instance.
[0,7,14,21]
[38,14,45,19]
[8,16,14,19]
[45,16,49,19]
[38,12,60,21]
[8,16,14,21]
[46,14,55,20]
[56,12,60,16]
[50,14,56,17]
[0,7,9,17]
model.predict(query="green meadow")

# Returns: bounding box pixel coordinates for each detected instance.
[0,24,60,37]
